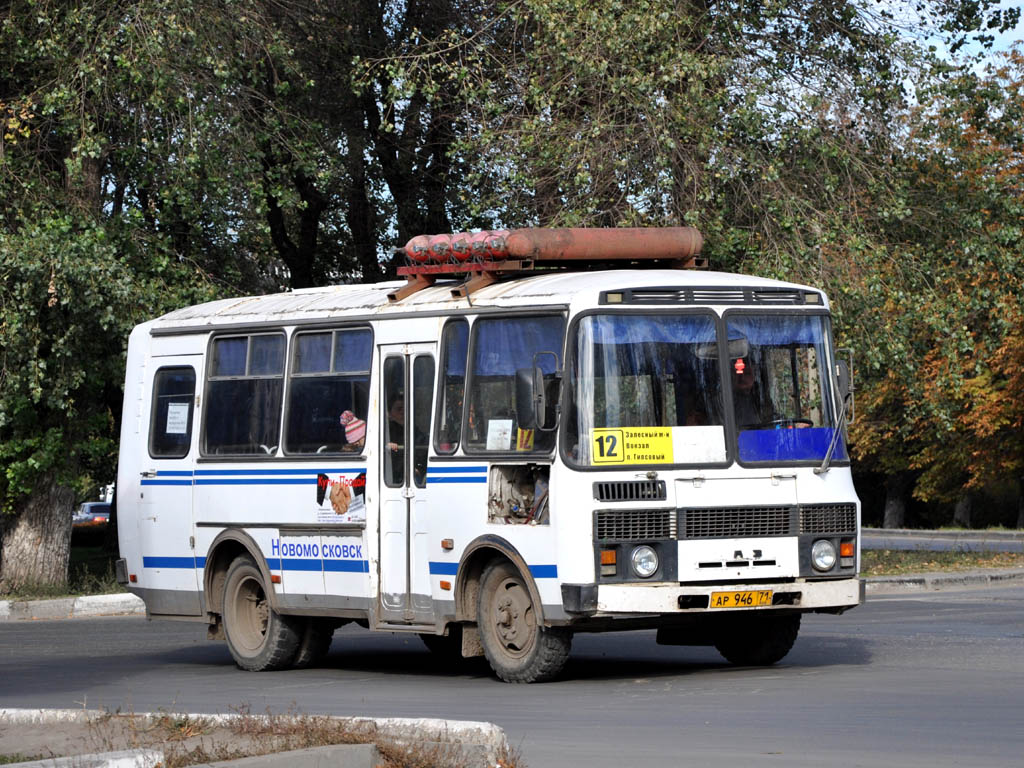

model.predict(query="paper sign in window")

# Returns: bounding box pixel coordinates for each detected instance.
[486,419,514,451]
[165,403,189,435]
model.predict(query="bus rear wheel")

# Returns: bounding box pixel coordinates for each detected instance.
[222,555,300,671]
[714,613,801,666]
[477,560,571,683]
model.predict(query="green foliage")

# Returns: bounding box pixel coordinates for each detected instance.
[848,51,1024,510]
[1,0,1022,527]
[0,213,211,512]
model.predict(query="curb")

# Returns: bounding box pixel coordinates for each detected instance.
[0,593,144,622]
[0,709,508,767]
[866,566,1024,594]
[862,527,1024,541]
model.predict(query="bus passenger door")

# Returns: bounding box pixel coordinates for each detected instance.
[378,344,435,624]
[137,355,202,616]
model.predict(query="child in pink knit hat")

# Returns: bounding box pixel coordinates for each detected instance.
[340,410,366,448]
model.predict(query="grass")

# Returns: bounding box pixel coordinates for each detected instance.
[861,549,1024,577]
[0,756,44,765]
[2,544,125,601]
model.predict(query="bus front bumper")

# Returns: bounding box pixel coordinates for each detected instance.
[562,577,862,617]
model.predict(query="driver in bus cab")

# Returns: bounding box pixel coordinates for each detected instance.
[732,358,776,428]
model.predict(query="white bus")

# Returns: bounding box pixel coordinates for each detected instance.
[116,227,861,683]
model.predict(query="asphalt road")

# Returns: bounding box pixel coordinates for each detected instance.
[2,582,1023,767]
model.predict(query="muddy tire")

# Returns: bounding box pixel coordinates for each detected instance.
[714,613,801,666]
[292,619,336,668]
[477,560,571,683]
[222,555,300,671]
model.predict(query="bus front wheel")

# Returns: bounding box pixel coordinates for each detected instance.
[714,613,801,666]
[477,560,571,683]
[222,555,300,671]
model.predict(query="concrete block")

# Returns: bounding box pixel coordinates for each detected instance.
[1,748,163,768]
[72,594,145,618]
[199,744,380,768]
[10,598,75,620]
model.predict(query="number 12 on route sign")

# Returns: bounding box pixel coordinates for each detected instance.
[592,429,625,463]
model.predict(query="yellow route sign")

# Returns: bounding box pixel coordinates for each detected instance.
[591,427,674,464]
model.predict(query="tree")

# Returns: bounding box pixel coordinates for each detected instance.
[848,51,1024,523]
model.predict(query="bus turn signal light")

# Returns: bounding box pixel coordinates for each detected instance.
[601,549,617,577]
[840,541,855,558]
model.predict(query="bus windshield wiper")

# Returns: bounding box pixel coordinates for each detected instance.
[813,392,851,475]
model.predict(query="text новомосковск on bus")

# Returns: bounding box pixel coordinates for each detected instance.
[115,226,860,683]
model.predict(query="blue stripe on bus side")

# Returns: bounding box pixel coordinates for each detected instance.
[141,480,195,486]
[143,556,367,573]
[195,468,364,476]
[143,556,197,568]
[324,559,370,573]
[428,561,459,576]
[426,466,488,474]
[427,477,487,484]
[194,478,315,485]
[280,558,323,572]
[428,562,558,578]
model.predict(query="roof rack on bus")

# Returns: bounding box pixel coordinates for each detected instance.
[387,226,706,302]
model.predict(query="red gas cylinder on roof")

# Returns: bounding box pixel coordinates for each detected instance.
[427,234,452,261]
[450,232,472,262]
[468,231,490,260]
[485,229,509,260]
[403,234,431,263]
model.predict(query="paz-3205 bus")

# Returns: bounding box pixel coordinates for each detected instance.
[116,227,861,683]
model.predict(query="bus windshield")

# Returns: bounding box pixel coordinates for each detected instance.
[566,313,728,466]
[726,313,844,464]
[566,311,845,467]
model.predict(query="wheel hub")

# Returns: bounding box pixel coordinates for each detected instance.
[493,579,534,653]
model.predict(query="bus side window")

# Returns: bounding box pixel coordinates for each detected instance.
[149,367,196,458]
[285,328,372,455]
[434,319,468,455]
[466,315,565,454]
[204,333,285,455]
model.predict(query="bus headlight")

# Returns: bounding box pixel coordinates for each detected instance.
[811,539,837,571]
[630,545,659,578]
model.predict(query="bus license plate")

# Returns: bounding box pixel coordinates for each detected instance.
[710,590,773,609]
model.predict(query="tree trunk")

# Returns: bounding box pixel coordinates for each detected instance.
[882,474,906,529]
[953,494,972,529]
[0,475,75,594]
[1016,481,1024,530]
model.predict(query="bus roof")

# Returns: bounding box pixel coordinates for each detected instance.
[150,269,826,332]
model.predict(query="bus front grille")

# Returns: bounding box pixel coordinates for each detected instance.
[593,480,667,502]
[596,504,858,542]
[681,507,792,539]
[799,504,857,534]
[595,509,676,541]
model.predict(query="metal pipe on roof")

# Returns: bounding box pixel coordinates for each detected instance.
[505,227,703,262]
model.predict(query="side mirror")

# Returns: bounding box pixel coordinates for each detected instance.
[835,352,854,423]
[836,359,850,401]
[515,367,543,430]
